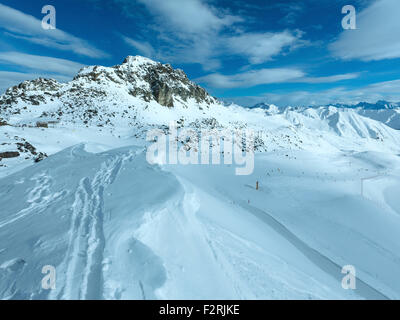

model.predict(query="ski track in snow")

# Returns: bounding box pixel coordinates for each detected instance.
[54,151,132,300]
[0,173,66,229]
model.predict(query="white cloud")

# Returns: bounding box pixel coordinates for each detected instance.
[132,0,243,69]
[126,0,303,69]
[0,52,85,93]
[197,68,305,88]
[225,31,304,64]
[0,52,84,76]
[0,3,107,58]
[158,39,222,70]
[112,1,305,70]
[296,73,360,83]
[121,36,155,58]
[277,3,304,25]
[197,69,359,88]
[367,79,400,94]
[151,30,305,70]
[228,79,400,107]
[136,0,240,35]
[330,0,400,61]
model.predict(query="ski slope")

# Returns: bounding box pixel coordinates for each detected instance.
[1,142,399,299]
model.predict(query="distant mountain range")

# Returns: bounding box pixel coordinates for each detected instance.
[247,101,400,130]
[247,100,400,111]
[328,100,400,110]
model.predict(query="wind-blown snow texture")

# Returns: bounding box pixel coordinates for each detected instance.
[0,56,399,300]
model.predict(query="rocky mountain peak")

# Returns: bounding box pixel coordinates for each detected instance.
[69,55,217,108]
[122,55,158,66]
[0,56,220,125]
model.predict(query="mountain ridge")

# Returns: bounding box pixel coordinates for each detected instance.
[1,55,400,173]
[247,101,400,130]
[0,55,219,126]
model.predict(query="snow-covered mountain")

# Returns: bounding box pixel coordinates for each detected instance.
[249,101,400,130]
[2,56,400,168]
[351,100,400,110]
[328,101,400,130]
[1,56,400,300]
[0,56,217,127]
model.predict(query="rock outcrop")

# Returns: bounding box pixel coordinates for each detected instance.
[0,56,219,126]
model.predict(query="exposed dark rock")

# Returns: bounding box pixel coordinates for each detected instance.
[16,142,37,155]
[150,81,174,107]
[0,151,20,159]
[34,152,47,163]
[36,122,48,128]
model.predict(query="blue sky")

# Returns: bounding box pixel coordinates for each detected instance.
[0,0,400,106]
